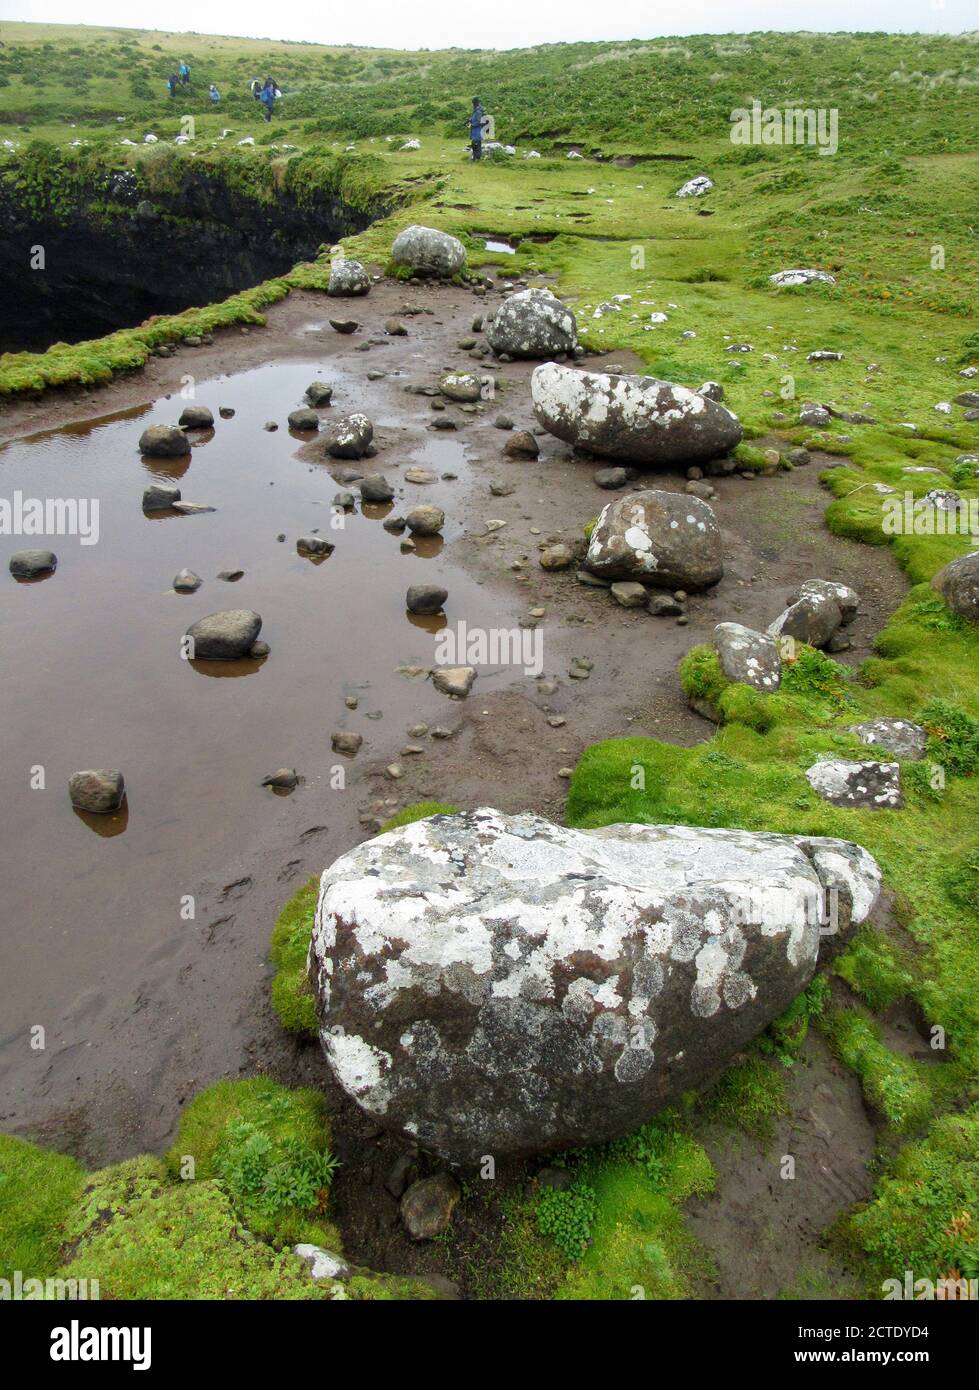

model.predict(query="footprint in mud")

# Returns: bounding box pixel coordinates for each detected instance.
[299,825,328,842]
[204,914,235,945]
[277,859,304,882]
[219,876,253,902]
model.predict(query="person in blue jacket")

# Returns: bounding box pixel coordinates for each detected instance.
[467,97,486,160]
[259,79,277,123]
[209,84,220,104]
[178,61,190,86]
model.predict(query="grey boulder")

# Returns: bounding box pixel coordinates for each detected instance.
[585,489,723,590]
[138,425,191,457]
[768,579,857,650]
[324,414,374,459]
[531,362,742,464]
[407,584,448,614]
[185,609,262,660]
[932,550,979,624]
[391,225,466,277]
[486,289,577,359]
[713,622,782,692]
[327,259,371,296]
[178,405,214,429]
[309,808,881,1163]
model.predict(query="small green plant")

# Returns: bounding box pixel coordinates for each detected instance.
[536,1182,597,1261]
[214,1122,339,1218]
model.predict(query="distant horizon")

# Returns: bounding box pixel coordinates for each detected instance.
[1,5,977,53]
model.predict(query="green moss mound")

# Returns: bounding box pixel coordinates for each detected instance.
[0,1135,84,1280]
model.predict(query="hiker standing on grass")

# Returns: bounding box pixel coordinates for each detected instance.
[259,78,277,123]
[178,61,190,86]
[209,84,220,104]
[167,73,178,98]
[467,97,486,160]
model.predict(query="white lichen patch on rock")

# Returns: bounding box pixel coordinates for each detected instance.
[309,808,881,1162]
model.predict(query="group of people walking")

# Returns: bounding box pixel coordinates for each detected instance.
[164,63,281,121]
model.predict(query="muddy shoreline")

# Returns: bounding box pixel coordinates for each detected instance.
[0,277,908,1294]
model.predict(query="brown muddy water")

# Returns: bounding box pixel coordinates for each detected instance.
[0,357,524,1139]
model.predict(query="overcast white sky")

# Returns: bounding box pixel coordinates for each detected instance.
[1,0,975,50]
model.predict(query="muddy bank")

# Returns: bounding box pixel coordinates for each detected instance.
[0,277,909,1294]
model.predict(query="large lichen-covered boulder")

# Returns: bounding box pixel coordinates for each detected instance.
[390,225,466,277]
[531,362,742,463]
[486,289,578,359]
[328,259,371,296]
[932,550,979,624]
[309,808,881,1164]
[584,489,723,589]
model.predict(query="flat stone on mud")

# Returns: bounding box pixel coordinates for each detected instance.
[142,483,181,511]
[540,544,574,571]
[400,1173,460,1241]
[503,431,540,459]
[806,759,903,809]
[331,731,363,756]
[432,666,475,698]
[186,609,262,660]
[305,381,334,406]
[138,425,191,458]
[9,549,57,578]
[594,467,629,489]
[308,808,882,1162]
[440,373,482,403]
[296,536,335,558]
[532,362,742,464]
[610,581,648,608]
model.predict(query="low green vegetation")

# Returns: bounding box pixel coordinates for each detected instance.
[0,1078,442,1299]
[165,1077,341,1248]
[269,875,319,1038]
[0,1135,84,1281]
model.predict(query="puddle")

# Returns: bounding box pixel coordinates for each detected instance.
[482,238,516,255]
[0,359,519,1068]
